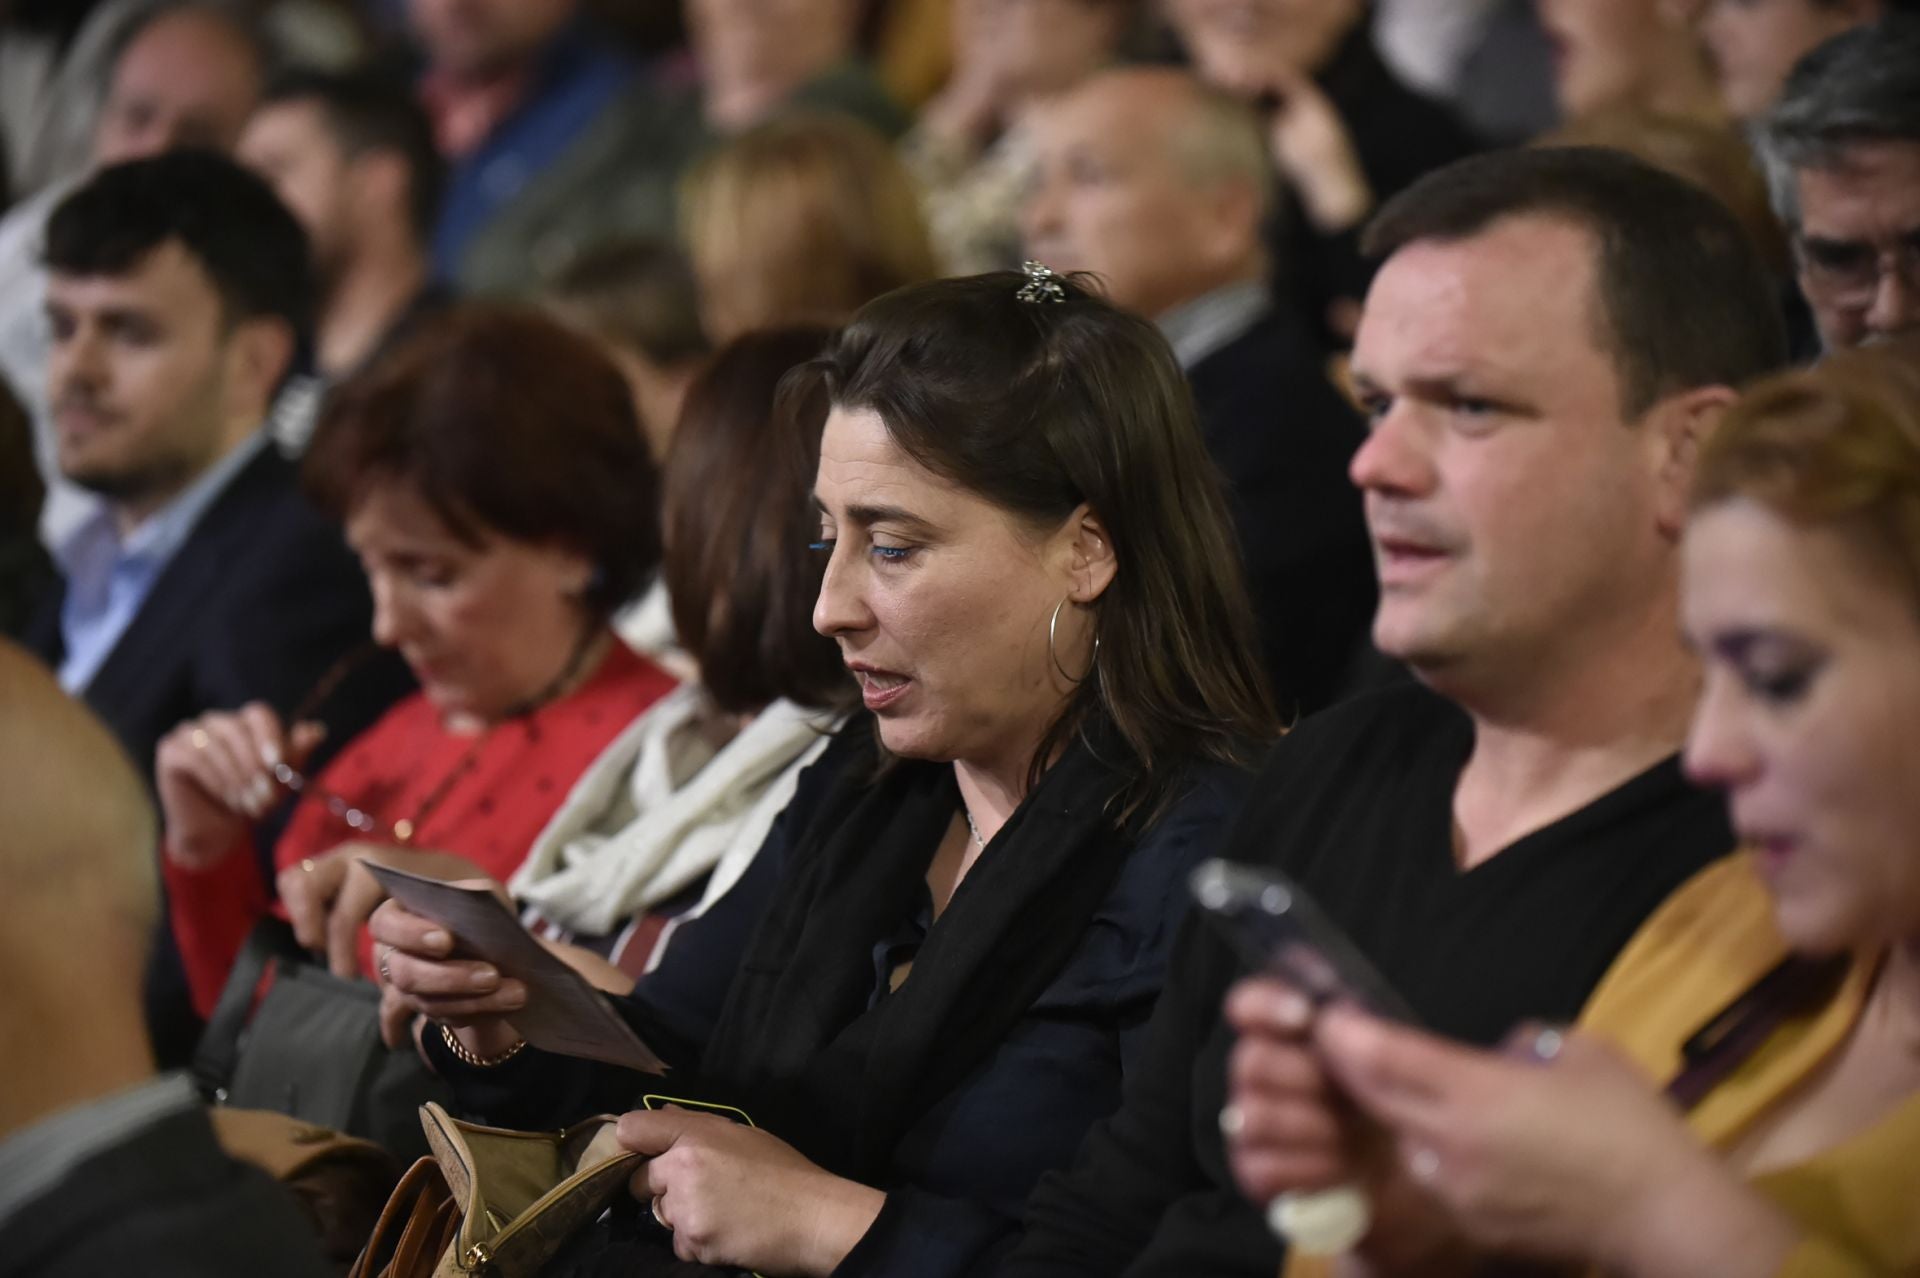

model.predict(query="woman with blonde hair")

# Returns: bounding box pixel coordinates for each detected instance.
[680,111,939,343]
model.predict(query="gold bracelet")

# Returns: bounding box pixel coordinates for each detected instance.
[439,1022,527,1068]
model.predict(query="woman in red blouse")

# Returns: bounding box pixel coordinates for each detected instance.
[154,307,678,1016]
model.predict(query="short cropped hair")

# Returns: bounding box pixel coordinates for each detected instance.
[304,306,661,620]
[661,328,849,715]
[1363,146,1788,418]
[1758,16,1920,226]
[45,149,314,345]
[261,67,446,240]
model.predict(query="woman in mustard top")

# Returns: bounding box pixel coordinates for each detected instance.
[1224,341,1920,1277]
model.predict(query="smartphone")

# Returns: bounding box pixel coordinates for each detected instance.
[1189,859,1417,1023]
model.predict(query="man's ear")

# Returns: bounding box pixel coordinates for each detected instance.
[1065,503,1119,603]
[225,315,296,423]
[1649,384,1737,539]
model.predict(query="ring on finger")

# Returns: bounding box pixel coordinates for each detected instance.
[190,728,210,750]
[650,1195,672,1232]
[377,945,393,983]
[300,858,318,874]
[1218,1103,1247,1139]
[1405,1146,1442,1185]
[1528,1025,1567,1063]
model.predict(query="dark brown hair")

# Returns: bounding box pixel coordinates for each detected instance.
[664,328,852,715]
[304,305,661,617]
[782,272,1278,825]
[1364,146,1788,417]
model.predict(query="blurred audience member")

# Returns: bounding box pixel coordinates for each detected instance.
[1452,0,1561,144]
[156,307,675,1016]
[376,271,1275,1277]
[1535,0,1723,124]
[20,152,396,1068]
[432,0,905,297]
[1758,17,1920,352]
[542,238,708,465]
[1695,0,1895,123]
[681,112,938,344]
[902,0,1133,273]
[1230,340,1920,1278]
[685,0,903,136]
[0,377,52,639]
[542,237,710,669]
[1371,0,1503,99]
[0,1,267,546]
[411,0,638,290]
[0,641,331,1278]
[1005,147,1787,1277]
[1025,67,1375,716]
[1162,0,1479,344]
[514,328,852,981]
[0,0,152,203]
[239,68,446,393]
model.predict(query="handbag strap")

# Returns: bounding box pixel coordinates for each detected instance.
[192,916,308,1101]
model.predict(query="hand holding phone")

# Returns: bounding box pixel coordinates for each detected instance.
[1192,859,1415,1256]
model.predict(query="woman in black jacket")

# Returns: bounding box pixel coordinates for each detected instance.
[372,268,1279,1276]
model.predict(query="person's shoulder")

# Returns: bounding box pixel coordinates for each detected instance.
[2,1104,331,1278]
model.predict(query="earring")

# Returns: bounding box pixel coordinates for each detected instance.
[1048,596,1099,684]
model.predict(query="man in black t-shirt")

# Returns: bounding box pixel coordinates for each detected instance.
[1000,148,1791,1277]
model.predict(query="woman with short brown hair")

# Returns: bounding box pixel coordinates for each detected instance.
[155,306,678,1014]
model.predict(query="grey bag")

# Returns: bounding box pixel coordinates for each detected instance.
[194,919,451,1162]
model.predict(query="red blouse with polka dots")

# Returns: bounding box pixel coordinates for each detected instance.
[165,638,677,1016]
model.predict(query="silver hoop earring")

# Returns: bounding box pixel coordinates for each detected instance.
[1048,596,1099,684]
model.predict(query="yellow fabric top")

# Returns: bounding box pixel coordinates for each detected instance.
[1582,854,1919,1276]
[1282,854,1920,1277]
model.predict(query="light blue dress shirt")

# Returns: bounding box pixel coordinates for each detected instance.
[53,433,269,694]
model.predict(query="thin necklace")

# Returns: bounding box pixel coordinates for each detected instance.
[963,807,987,850]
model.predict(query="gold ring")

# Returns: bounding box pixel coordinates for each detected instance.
[190,728,210,750]
[300,858,318,874]
[650,1195,671,1231]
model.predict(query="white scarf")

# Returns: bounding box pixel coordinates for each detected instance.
[510,683,842,935]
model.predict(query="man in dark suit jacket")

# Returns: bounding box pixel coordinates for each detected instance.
[22,152,405,1067]
[1025,68,1379,718]
[0,640,331,1278]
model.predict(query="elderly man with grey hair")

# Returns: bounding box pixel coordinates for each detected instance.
[1022,67,1379,717]
[1759,16,1920,351]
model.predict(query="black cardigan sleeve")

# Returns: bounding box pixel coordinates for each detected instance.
[995,913,1238,1276]
[424,730,859,1127]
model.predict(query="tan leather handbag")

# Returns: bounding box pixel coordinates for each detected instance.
[351,1103,642,1278]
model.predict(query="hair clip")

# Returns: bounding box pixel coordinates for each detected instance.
[1015,260,1068,304]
